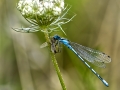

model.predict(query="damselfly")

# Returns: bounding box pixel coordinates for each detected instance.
[51,35,111,87]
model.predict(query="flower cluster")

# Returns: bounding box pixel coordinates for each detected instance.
[14,0,75,34]
[17,0,64,26]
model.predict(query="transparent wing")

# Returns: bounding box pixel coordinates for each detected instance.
[70,42,111,68]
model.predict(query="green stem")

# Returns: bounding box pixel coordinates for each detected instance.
[44,30,67,90]
[50,52,67,90]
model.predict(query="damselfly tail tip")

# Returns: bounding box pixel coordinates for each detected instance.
[102,79,109,87]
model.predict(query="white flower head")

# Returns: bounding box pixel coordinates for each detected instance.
[15,0,76,34]
[17,0,64,25]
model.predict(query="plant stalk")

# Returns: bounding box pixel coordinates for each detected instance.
[44,30,67,90]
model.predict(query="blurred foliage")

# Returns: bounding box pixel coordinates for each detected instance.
[0,0,120,90]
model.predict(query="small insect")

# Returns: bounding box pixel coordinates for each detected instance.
[51,35,111,87]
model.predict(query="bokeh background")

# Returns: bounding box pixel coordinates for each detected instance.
[0,0,120,90]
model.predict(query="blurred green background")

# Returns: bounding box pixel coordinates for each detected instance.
[0,0,120,90]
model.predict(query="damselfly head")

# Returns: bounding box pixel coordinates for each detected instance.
[53,35,61,40]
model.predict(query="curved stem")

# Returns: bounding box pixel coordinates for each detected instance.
[44,30,67,90]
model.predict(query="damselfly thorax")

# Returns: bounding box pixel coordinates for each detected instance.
[50,36,62,53]
[40,36,61,53]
